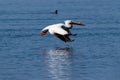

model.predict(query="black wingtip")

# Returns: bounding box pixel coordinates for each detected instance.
[54,33,71,42]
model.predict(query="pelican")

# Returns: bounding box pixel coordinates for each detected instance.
[40,20,84,42]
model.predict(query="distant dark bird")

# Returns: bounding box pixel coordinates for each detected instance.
[40,20,84,42]
[55,10,58,14]
[50,10,58,14]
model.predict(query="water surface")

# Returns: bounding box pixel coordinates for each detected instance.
[0,0,120,80]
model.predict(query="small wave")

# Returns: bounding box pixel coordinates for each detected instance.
[78,32,120,37]
[0,29,40,38]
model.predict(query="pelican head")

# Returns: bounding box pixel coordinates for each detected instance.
[64,20,84,29]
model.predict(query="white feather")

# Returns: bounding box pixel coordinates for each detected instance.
[42,23,68,35]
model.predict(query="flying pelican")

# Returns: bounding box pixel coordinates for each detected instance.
[40,20,84,42]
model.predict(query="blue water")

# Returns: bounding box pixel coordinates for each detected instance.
[0,0,120,80]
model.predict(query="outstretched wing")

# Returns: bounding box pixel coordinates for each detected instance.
[54,33,71,42]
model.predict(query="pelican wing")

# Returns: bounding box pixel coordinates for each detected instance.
[54,33,71,42]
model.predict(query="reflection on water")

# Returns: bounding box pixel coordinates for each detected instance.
[43,47,72,80]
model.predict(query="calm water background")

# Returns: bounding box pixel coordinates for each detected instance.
[0,0,120,80]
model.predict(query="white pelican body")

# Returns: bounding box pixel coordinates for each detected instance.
[40,20,84,42]
[42,23,68,35]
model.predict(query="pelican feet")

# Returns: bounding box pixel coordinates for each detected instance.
[69,33,77,36]
[72,34,77,36]
[69,39,74,42]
